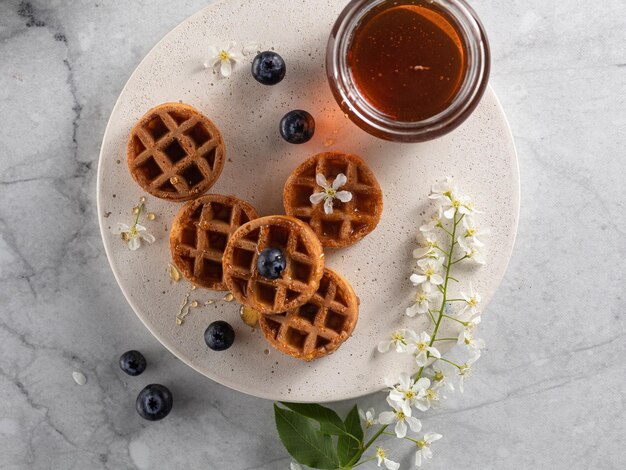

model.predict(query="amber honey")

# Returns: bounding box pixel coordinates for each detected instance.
[347,1,466,122]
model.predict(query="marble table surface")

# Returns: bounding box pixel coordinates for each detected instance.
[1,1,624,469]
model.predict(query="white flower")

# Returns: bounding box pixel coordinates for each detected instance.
[413,232,440,259]
[414,433,443,467]
[459,283,481,315]
[419,207,444,233]
[378,397,422,439]
[459,216,489,247]
[410,257,445,292]
[359,408,378,429]
[442,194,475,220]
[204,42,244,77]
[427,362,455,393]
[429,177,457,202]
[458,327,486,351]
[310,173,352,215]
[415,381,444,411]
[458,352,481,393]
[376,447,400,470]
[406,288,443,317]
[457,237,486,265]
[410,332,441,367]
[378,328,417,353]
[290,463,302,470]
[388,373,429,415]
[113,223,155,251]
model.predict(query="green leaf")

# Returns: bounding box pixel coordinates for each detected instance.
[337,406,364,466]
[274,404,340,469]
[281,402,347,436]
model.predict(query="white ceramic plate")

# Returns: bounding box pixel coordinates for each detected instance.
[97,0,519,402]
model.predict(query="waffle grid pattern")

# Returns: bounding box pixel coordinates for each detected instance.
[223,217,324,314]
[259,269,358,361]
[284,152,383,247]
[128,104,224,201]
[170,195,257,290]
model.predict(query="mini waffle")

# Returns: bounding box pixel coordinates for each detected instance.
[283,152,383,248]
[222,216,325,314]
[259,268,359,361]
[170,194,258,290]
[127,103,225,201]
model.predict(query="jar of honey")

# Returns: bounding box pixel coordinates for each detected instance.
[327,0,490,142]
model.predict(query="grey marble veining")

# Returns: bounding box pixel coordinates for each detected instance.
[0,0,624,469]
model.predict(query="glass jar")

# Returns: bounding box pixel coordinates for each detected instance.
[326,0,491,142]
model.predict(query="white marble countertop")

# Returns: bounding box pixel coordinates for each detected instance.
[1,1,624,469]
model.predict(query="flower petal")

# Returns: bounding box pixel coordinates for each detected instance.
[378,340,391,353]
[386,459,400,470]
[406,416,422,432]
[424,432,443,443]
[316,173,329,188]
[410,274,426,286]
[378,411,396,425]
[427,346,441,359]
[415,450,423,467]
[395,420,407,439]
[128,237,140,251]
[335,190,353,202]
[333,173,347,189]
[141,232,156,244]
[309,192,326,205]
[324,198,333,215]
[405,303,421,318]
[220,59,233,77]
[113,223,130,234]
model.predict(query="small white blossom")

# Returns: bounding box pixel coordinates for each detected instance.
[442,194,475,219]
[458,352,481,393]
[459,216,489,247]
[204,42,245,77]
[458,327,485,351]
[290,463,302,470]
[378,329,417,354]
[415,381,445,411]
[387,373,429,415]
[414,433,443,467]
[310,173,353,215]
[429,177,457,202]
[457,237,486,265]
[113,223,155,251]
[406,288,443,318]
[459,283,481,315]
[419,207,444,233]
[376,447,400,470]
[426,362,455,393]
[359,408,378,429]
[378,397,422,439]
[413,232,440,259]
[410,257,445,292]
[410,332,441,367]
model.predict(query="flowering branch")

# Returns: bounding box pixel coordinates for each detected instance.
[276,177,489,469]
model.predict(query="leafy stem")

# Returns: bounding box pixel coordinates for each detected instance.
[413,209,460,382]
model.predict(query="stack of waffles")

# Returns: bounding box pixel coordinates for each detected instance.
[127,103,384,361]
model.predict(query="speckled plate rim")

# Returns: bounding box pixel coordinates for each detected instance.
[96,1,520,403]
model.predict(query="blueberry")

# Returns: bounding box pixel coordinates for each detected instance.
[204,321,235,351]
[280,110,315,144]
[136,384,173,421]
[257,247,287,279]
[252,51,286,85]
[119,350,147,376]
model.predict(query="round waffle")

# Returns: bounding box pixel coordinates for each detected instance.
[127,103,225,201]
[222,215,325,314]
[259,268,359,361]
[170,194,258,290]
[283,152,383,248]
